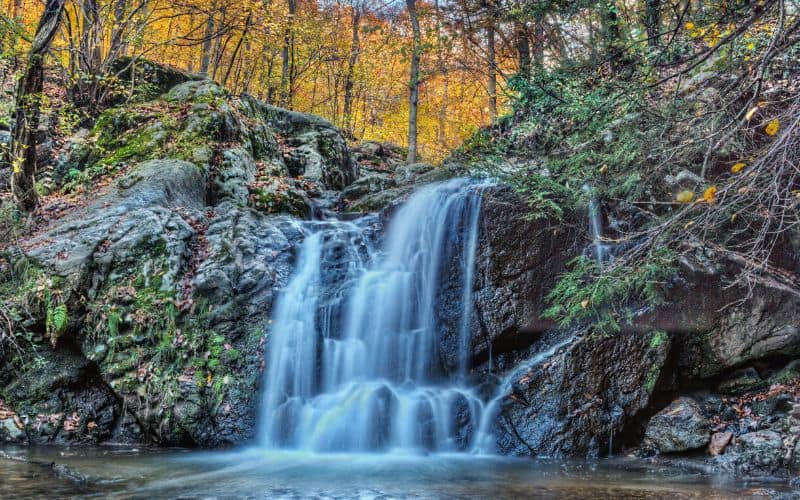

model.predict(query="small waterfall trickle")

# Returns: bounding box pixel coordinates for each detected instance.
[259,178,489,453]
[470,335,576,454]
[582,184,608,263]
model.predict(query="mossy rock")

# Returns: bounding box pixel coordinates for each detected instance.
[718,367,766,395]
[769,359,800,385]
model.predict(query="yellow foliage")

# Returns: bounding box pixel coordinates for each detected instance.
[765,119,780,136]
[676,190,695,203]
[703,186,717,203]
[731,162,746,174]
[684,21,696,31]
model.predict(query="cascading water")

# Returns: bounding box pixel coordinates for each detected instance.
[259,178,488,453]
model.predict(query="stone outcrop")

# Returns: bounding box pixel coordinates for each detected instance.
[492,330,671,457]
[0,77,364,447]
[644,397,710,453]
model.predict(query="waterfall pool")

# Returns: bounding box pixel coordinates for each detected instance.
[1,445,793,499]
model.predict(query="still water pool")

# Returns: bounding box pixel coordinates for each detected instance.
[1,446,796,499]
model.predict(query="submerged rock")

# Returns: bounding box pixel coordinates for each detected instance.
[644,397,710,453]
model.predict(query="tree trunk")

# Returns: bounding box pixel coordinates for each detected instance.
[406,0,421,164]
[533,19,544,67]
[600,0,626,70]
[487,20,497,120]
[200,6,216,75]
[10,0,66,212]
[515,21,531,77]
[280,0,297,108]
[109,0,130,61]
[644,0,662,48]
[434,0,448,149]
[342,3,362,137]
[79,0,101,75]
[223,11,253,88]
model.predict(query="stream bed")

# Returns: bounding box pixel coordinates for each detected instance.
[1,445,795,499]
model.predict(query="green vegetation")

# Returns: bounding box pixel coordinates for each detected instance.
[455,3,799,336]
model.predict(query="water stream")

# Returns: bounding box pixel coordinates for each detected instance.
[259,178,490,452]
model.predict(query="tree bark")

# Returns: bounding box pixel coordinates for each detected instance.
[487,20,497,120]
[406,0,421,164]
[515,21,531,77]
[10,0,66,211]
[200,5,216,75]
[342,3,362,137]
[280,0,297,108]
[644,0,662,48]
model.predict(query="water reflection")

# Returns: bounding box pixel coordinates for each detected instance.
[0,446,792,499]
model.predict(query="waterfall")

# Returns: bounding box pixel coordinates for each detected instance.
[259,178,488,453]
[582,183,608,263]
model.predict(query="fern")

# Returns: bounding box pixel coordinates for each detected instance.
[46,303,68,347]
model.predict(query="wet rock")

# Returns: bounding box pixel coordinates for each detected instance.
[709,431,733,456]
[733,430,784,472]
[0,417,25,443]
[463,185,578,370]
[708,293,800,373]
[495,329,671,457]
[718,367,765,395]
[644,397,710,453]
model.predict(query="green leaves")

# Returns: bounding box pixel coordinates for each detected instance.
[46,303,68,347]
[543,248,676,335]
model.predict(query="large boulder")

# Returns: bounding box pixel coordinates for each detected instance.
[731,430,786,473]
[644,397,711,453]
[492,330,671,457]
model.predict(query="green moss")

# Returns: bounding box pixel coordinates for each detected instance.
[644,365,661,393]
[650,330,668,349]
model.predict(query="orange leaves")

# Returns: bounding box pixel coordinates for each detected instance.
[730,162,746,174]
[703,185,717,203]
[675,186,716,204]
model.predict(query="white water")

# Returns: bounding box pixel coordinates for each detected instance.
[582,183,608,263]
[471,335,576,453]
[260,179,490,452]
[259,178,573,454]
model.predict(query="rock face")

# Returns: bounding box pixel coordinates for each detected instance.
[0,76,367,447]
[644,397,710,453]
[492,330,671,457]
[465,185,578,372]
